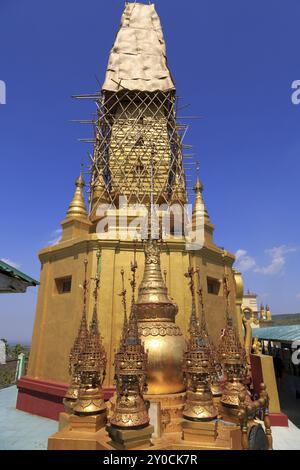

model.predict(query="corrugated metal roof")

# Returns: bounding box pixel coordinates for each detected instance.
[252,325,300,342]
[0,260,39,286]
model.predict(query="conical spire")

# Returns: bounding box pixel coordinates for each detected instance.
[136,154,176,318]
[192,173,211,230]
[218,261,246,369]
[66,172,88,220]
[69,259,89,370]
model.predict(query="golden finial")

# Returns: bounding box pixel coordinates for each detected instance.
[130,242,138,305]
[66,171,88,220]
[222,254,232,325]
[196,267,207,334]
[90,250,101,334]
[192,161,211,230]
[127,248,139,345]
[119,268,128,345]
[194,161,203,193]
[184,265,197,334]
[83,258,88,312]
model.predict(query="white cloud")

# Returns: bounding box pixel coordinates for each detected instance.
[48,228,62,246]
[1,258,21,269]
[258,292,270,300]
[235,245,297,276]
[255,245,297,275]
[235,249,257,272]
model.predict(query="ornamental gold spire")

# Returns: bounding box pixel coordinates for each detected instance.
[66,172,88,220]
[192,165,211,230]
[196,267,222,398]
[110,254,149,430]
[118,268,128,347]
[185,266,198,335]
[133,160,185,395]
[64,259,89,411]
[218,261,249,417]
[136,157,178,321]
[183,265,217,422]
[71,254,107,417]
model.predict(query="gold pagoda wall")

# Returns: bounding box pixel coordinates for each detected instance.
[27,232,241,388]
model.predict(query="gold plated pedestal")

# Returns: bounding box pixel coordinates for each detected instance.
[48,411,107,450]
[106,425,154,450]
[181,420,242,450]
[94,424,243,450]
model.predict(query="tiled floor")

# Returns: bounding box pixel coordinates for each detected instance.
[0,386,57,450]
[272,421,300,450]
[0,385,300,450]
[278,373,300,429]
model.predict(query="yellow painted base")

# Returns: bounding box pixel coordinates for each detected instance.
[48,426,244,451]
[48,411,107,450]
[259,354,281,414]
[181,420,242,450]
[106,425,154,450]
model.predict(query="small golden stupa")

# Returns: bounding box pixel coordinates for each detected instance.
[182,266,217,422]
[218,268,250,421]
[72,252,107,417]
[109,259,150,430]
[63,260,89,411]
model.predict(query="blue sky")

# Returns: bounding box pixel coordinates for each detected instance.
[0,0,299,343]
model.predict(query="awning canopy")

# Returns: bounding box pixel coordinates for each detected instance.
[252,325,300,343]
[0,260,39,294]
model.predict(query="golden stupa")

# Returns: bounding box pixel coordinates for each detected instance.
[19,3,282,441]
[136,234,186,395]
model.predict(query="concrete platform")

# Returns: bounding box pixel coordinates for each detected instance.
[0,386,57,450]
[1,386,300,450]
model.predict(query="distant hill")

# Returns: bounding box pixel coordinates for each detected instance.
[262,313,300,326]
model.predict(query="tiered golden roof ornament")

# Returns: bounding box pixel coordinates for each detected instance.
[70,251,107,416]
[182,266,217,421]
[64,259,89,411]
[195,268,223,399]
[66,172,88,220]
[110,254,150,429]
[218,262,250,415]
